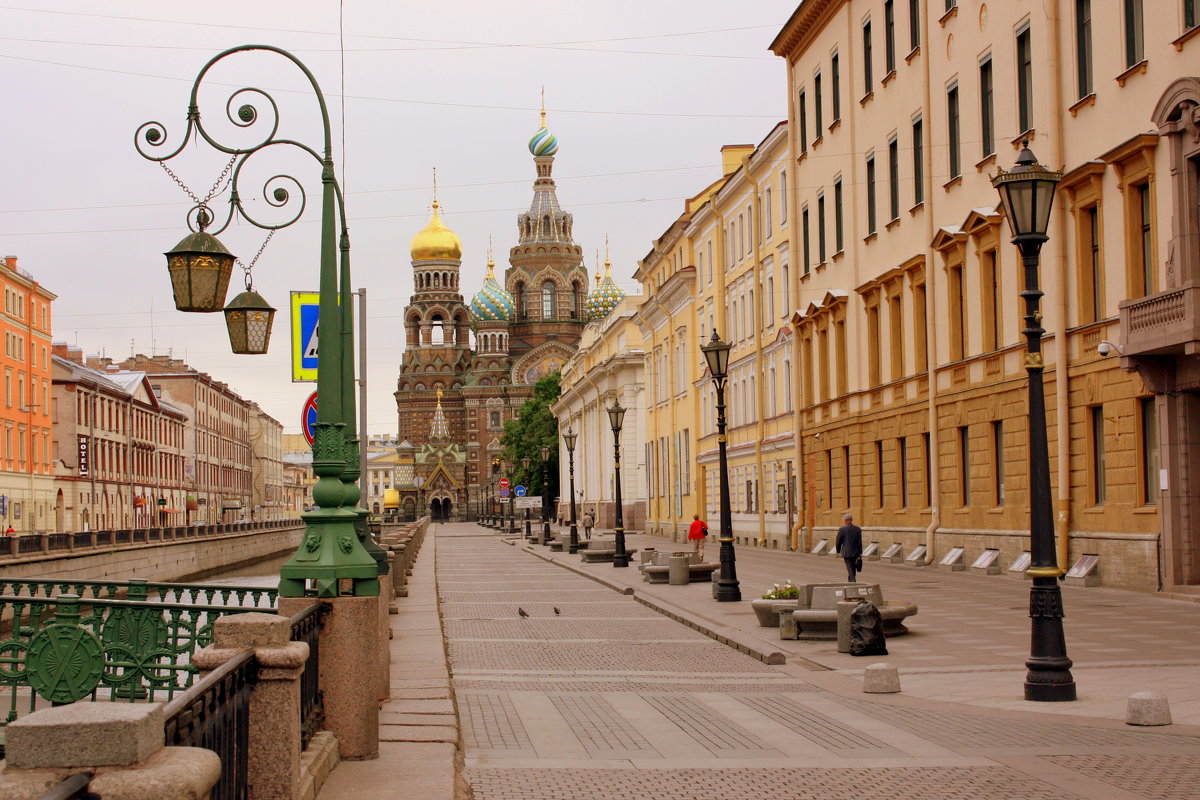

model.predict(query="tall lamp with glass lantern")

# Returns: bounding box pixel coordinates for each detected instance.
[702,331,740,601]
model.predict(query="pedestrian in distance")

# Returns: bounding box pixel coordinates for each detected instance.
[4,525,11,536]
[835,512,863,582]
[581,510,594,540]
[687,513,709,561]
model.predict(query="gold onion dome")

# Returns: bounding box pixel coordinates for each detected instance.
[409,201,463,261]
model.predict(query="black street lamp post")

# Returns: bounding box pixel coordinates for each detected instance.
[607,400,630,568]
[521,456,532,539]
[702,331,740,601]
[992,141,1075,702]
[507,466,519,534]
[540,446,552,545]
[563,429,580,554]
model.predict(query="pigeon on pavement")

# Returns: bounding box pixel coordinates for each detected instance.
[518,607,529,618]
[553,607,561,615]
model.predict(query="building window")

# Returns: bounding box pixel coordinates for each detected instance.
[884,0,896,74]
[1017,24,1033,133]
[948,263,965,360]
[1124,0,1144,66]
[843,446,852,507]
[1076,0,1093,98]
[888,137,900,220]
[923,431,932,507]
[764,188,773,238]
[912,116,924,204]
[945,0,957,11]
[1188,0,1197,30]
[980,56,995,159]
[802,206,811,274]
[834,178,844,252]
[982,250,1000,351]
[780,170,787,221]
[826,449,834,508]
[818,194,827,263]
[831,52,841,122]
[909,0,921,50]
[875,440,885,508]
[862,20,874,94]
[835,318,848,395]
[888,292,903,380]
[799,90,808,152]
[947,82,961,179]
[914,281,928,372]
[898,436,908,508]
[866,155,877,235]
[992,420,1005,505]
[1137,183,1154,295]
[866,302,881,386]
[1140,396,1159,504]
[958,425,970,507]
[1090,405,1106,505]
[814,71,824,134]
[1082,206,1103,323]
[781,264,789,319]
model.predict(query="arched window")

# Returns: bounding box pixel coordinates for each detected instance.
[542,281,555,319]
[515,282,525,317]
[571,280,581,318]
[430,314,445,345]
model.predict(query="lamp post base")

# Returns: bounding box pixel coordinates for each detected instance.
[1024,673,1077,702]
[714,578,741,602]
[568,523,579,554]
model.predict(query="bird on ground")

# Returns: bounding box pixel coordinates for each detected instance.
[518,607,529,618]
[553,607,561,615]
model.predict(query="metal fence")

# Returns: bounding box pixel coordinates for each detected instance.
[0,577,278,608]
[163,649,256,800]
[0,519,301,559]
[289,602,328,750]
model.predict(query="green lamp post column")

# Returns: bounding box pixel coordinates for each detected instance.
[136,45,377,598]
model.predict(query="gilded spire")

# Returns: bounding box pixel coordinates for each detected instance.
[604,235,612,277]
[539,86,546,128]
[486,235,495,279]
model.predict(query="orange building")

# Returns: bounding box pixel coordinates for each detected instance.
[0,256,56,533]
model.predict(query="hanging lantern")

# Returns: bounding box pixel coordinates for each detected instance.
[224,289,276,354]
[164,229,235,312]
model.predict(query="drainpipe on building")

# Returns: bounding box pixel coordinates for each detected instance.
[783,76,806,552]
[921,2,940,564]
[1047,0,1072,572]
[743,155,768,548]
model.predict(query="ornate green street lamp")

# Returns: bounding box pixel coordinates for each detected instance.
[522,456,532,539]
[563,428,579,554]
[607,400,629,568]
[992,140,1074,702]
[136,45,379,598]
[223,287,276,355]
[540,445,552,544]
[702,330,740,601]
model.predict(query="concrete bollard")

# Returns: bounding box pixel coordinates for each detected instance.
[0,702,220,800]
[668,554,691,585]
[862,663,901,693]
[836,601,858,654]
[1126,691,1172,726]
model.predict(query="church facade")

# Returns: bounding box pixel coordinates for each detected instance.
[392,117,621,520]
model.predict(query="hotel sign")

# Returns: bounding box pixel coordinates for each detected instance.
[77,435,90,477]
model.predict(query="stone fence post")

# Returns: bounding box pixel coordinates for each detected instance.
[0,703,220,800]
[193,612,309,800]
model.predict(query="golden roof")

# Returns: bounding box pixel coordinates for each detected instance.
[410,201,463,261]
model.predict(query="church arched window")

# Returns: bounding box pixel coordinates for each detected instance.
[542,281,555,319]
[430,314,445,345]
[515,282,525,318]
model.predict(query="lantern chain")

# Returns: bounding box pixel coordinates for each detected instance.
[237,228,276,290]
[158,155,237,206]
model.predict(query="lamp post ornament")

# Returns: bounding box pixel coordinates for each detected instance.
[540,445,552,543]
[702,330,740,601]
[563,429,579,554]
[992,140,1074,702]
[607,399,630,568]
[136,45,379,597]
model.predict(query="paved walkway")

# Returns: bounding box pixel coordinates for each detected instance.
[440,523,1200,800]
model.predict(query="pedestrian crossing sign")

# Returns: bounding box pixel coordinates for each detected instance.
[290,291,320,382]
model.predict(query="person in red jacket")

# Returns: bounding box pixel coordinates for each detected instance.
[687,513,709,561]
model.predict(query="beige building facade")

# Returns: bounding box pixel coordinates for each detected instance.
[768,0,1199,591]
[248,402,286,521]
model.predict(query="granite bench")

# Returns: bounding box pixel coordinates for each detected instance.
[776,583,918,640]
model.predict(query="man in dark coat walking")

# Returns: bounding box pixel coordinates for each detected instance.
[835,512,863,582]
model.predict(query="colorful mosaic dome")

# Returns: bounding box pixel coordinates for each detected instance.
[586,260,624,321]
[528,126,559,157]
[470,261,514,322]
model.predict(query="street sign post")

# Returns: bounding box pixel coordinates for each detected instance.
[514,485,527,497]
[500,487,510,498]
[301,391,318,445]
[290,291,320,382]
[514,497,542,510]
[499,478,510,490]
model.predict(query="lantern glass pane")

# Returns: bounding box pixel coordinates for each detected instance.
[226,310,248,352]
[1033,179,1057,235]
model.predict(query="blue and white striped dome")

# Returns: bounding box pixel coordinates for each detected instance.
[470,262,514,322]
[528,126,559,157]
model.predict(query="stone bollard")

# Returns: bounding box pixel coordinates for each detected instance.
[391,545,409,597]
[193,612,309,800]
[778,609,799,640]
[836,601,858,654]
[668,554,691,585]
[0,702,220,800]
[862,663,901,693]
[279,596,380,761]
[377,584,391,702]
[1126,691,1172,726]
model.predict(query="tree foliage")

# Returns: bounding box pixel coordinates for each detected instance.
[501,372,561,502]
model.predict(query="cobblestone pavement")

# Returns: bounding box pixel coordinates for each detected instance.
[436,524,1200,800]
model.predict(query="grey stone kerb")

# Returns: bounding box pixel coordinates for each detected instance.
[5,702,164,770]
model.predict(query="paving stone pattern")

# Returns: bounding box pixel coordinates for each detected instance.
[435,524,1200,800]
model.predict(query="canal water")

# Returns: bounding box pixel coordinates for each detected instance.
[184,552,289,590]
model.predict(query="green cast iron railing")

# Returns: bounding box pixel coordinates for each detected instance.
[0,577,278,608]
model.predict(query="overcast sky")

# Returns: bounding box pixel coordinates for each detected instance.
[1,1,788,436]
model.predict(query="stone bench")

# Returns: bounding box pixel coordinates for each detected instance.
[580,548,637,564]
[643,561,718,584]
[776,583,918,640]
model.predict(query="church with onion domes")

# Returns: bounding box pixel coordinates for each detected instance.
[392,112,623,521]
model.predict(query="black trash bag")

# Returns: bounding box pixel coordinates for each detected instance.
[849,599,888,657]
